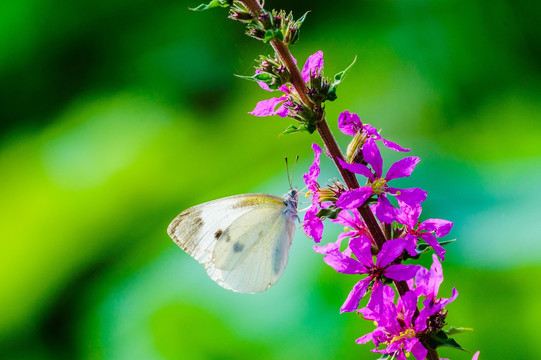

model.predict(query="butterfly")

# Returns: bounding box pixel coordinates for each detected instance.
[167,189,299,293]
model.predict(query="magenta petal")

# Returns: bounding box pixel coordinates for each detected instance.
[472,351,480,360]
[336,187,373,209]
[362,123,379,137]
[303,206,324,243]
[420,218,453,237]
[441,287,459,307]
[301,50,324,82]
[338,157,373,179]
[340,278,371,313]
[400,290,418,325]
[338,158,373,179]
[349,235,374,268]
[338,110,362,136]
[414,307,428,333]
[355,332,373,344]
[413,266,430,296]
[303,143,322,191]
[257,81,272,91]
[385,264,420,281]
[365,282,388,317]
[385,156,420,181]
[396,202,422,227]
[274,103,290,117]
[394,187,427,207]
[428,254,444,299]
[404,234,418,257]
[382,138,410,152]
[249,96,285,116]
[322,250,362,274]
[332,209,355,227]
[374,194,398,223]
[362,138,383,178]
[313,239,339,255]
[411,340,428,360]
[420,232,446,261]
[377,239,407,268]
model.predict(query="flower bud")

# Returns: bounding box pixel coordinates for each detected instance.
[346,131,368,164]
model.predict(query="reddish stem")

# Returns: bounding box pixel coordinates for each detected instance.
[239,0,413,306]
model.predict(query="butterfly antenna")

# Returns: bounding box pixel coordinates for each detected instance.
[291,155,299,183]
[285,157,293,190]
[285,155,300,190]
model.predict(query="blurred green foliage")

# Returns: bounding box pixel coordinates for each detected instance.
[1,0,540,359]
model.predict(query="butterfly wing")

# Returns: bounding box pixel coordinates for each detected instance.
[168,193,296,293]
[208,203,295,293]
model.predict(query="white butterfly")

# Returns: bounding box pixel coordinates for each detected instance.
[167,189,299,293]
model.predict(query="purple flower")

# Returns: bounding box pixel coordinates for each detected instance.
[315,236,420,313]
[303,205,324,243]
[331,209,369,244]
[250,51,324,117]
[338,110,410,152]
[411,254,458,316]
[303,143,322,194]
[302,143,324,242]
[357,290,430,360]
[336,137,426,223]
[396,203,453,261]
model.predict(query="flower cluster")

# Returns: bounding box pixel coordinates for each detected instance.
[301,101,475,358]
[193,1,478,357]
[247,49,476,358]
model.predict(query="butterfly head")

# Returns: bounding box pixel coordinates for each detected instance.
[283,188,299,219]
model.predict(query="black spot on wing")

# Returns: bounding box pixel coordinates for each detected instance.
[215,229,223,239]
[233,242,244,253]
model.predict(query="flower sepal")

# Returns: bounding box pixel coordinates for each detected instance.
[286,11,310,45]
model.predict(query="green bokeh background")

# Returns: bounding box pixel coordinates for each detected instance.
[1,0,540,359]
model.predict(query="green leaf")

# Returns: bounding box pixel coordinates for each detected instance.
[281,124,306,134]
[327,56,357,101]
[190,0,231,11]
[333,56,357,84]
[281,123,316,135]
[264,28,284,43]
[425,330,467,351]
[445,326,474,336]
[416,238,456,255]
[316,206,342,220]
[235,72,271,82]
[234,72,281,90]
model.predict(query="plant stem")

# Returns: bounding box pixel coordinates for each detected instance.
[427,347,440,360]
[238,0,413,301]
